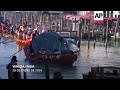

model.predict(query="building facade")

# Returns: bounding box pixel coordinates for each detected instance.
[113,11,120,18]
[78,11,120,18]
[78,11,90,16]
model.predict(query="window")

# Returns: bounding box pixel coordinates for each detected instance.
[115,15,117,18]
[118,15,120,18]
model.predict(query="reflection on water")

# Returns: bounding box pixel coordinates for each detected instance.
[1,37,120,79]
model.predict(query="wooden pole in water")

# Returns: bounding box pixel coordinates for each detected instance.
[115,19,118,43]
[88,24,90,50]
[92,24,94,40]
[84,19,86,34]
[105,20,108,49]
[103,26,105,43]
[88,14,91,50]
[24,69,27,79]
[93,23,96,48]
[118,11,120,43]
[78,17,82,48]
[98,22,101,42]
[45,56,49,79]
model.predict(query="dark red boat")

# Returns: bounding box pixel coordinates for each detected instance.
[24,45,77,65]
[24,32,78,65]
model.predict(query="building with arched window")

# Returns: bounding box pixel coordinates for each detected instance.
[113,11,120,18]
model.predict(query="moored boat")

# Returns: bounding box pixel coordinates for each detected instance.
[24,45,77,65]
[24,32,78,65]
[83,66,120,79]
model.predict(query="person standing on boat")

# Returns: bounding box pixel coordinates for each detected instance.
[30,30,33,39]
[11,25,15,38]
[6,56,21,79]
[29,34,36,53]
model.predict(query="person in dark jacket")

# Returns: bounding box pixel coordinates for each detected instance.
[6,56,21,79]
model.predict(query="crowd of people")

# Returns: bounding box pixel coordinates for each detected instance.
[0,18,48,41]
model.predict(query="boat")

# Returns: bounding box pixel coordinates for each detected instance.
[24,32,78,65]
[16,38,32,45]
[15,26,33,45]
[83,66,120,79]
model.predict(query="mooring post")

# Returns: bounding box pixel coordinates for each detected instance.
[23,68,27,79]
[45,55,50,79]
[105,20,108,49]
[93,40,95,48]
[78,17,82,48]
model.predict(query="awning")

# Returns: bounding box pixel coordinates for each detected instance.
[82,11,94,20]
[104,17,118,20]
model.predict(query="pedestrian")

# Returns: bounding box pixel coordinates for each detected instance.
[53,71,63,79]
[6,56,21,79]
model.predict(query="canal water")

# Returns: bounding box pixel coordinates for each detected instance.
[1,37,120,79]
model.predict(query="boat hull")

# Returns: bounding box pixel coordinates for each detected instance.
[16,38,32,45]
[24,45,77,65]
